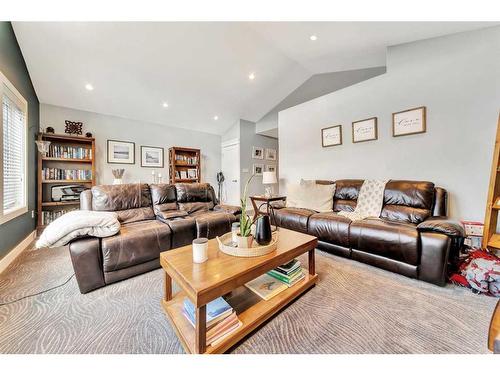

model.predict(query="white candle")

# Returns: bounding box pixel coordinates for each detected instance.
[192,238,208,263]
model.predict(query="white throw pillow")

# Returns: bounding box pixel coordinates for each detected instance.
[287,182,335,212]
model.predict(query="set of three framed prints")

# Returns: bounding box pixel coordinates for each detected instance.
[321,106,426,147]
[107,140,164,168]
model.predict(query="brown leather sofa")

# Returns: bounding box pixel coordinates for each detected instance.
[273,179,464,286]
[69,182,240,293]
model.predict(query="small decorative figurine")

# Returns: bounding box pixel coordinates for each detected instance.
[46,126,55,134]
[64,120,83,135]
[85,132,92,138]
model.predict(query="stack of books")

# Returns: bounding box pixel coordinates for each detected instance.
[267,259,305,286]
[183,297,242,347]
[245,259,306,301]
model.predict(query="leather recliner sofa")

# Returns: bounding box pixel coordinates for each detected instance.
[272,179,464,286]
[69,182,240,293]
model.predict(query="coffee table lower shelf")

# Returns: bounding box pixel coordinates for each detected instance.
[161,273,318,354]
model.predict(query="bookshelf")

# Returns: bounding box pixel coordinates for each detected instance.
[37,133,95,233]
[168,147,201,183]
[483,113,500,250]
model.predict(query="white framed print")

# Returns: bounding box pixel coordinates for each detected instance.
[352,117,378,143]
[141,146,164,168]
[265,148,277,161]
[265,164,276,173]
[253,163,264,176]
[107,140,135,164]
[321,125,342,147]
[392,106,426,137]
[252,146,264,159]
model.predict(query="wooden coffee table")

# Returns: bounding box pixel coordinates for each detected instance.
[160,227,318,354]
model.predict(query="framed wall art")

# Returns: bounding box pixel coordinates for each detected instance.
[253,163,264,176]
[392,106,426,137]
[352,117,378,143]
[265,164,276,173]
[252,146,264,159]
[321,125,342,147]
[141,146,164,168]
[265,148,277,161]
[107,140,135,164]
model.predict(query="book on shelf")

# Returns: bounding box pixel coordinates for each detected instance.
[47,144,92,160]
[182,297,241,347]
[274,259,301,275]
[267,268,305,287]
[244,273,288,301]
[42,167,92,181]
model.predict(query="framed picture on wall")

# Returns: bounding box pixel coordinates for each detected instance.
[392,106,426,137]
[141,146,164,168]
[352,117,378,143]
[107,140,135,164]
[265,164,276,173]
[265,148,277,161]
[321,125,342,147]
[253,163,264,176]
[252,146,264,159]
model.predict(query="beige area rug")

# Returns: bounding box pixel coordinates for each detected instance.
[0,243,497,354]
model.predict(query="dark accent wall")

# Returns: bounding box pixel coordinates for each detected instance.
[0,22,39,259]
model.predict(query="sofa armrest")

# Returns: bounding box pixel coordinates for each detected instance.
[214,204,242,216]
[69,237,105,293]
[417,217,465,237]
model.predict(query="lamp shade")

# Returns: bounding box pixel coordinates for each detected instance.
[262,171,277,184]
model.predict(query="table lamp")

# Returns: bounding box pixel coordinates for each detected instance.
[262,171,277,197]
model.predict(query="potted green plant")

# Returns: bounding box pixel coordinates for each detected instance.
[237,174,255,248]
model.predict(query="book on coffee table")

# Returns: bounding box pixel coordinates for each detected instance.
[183,297,233,328]
[245,273,288,300]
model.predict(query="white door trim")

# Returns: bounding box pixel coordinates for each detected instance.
[0,230,36,275]
[221,138,240,148]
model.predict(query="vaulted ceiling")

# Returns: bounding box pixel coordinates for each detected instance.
[13,22,495,135]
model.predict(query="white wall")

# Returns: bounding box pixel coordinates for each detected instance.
[279,26,500,221]
[40,104,221,187]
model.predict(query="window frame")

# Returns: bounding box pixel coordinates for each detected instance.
[0,70,28,225]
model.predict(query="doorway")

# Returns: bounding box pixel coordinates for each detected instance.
[221,139,240,206]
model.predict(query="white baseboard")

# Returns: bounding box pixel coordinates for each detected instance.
[0,230,36,275]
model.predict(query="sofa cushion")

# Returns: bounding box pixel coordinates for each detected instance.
[349,218,420,266]
[333,180,363,212]
[91,183,155,224]
[150,183,178,215]
[380,180,434,224]
[308,212,351,247]
[273,207,316,234]
[101,220,171,272]
[286,183,335,212]
[162,217,197,248]
[189,211,236,239]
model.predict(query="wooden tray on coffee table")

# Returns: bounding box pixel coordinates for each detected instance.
[160,227,318,354]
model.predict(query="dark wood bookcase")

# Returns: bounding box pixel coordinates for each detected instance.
[37,133,95,233]
[168,147,201,183]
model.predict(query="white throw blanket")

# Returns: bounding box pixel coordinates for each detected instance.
[36,210,121,248]
[338,179,388,221]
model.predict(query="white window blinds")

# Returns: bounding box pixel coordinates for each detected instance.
[0,70,27,224]
[3,93,26,213]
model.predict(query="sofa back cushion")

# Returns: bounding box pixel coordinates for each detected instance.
[91,183,155,224]
[380,180,435,224]
[333,179,364,212]
[150,184,177,213]
[175,183,215,213]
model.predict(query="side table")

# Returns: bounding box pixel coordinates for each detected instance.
[249,195,286,221]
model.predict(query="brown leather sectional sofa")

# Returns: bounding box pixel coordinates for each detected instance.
[273,180,464,286]
[69,182,240,293]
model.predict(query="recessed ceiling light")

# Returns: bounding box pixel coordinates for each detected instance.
[162,102,169,108]
[310,35,318,41]
[85,83,94,91]
[248,72,256,80]
[213,115,219,121]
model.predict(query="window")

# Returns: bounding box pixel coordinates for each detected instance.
[0,71,28,224]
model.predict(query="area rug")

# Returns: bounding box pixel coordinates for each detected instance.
[0,243,497,354]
